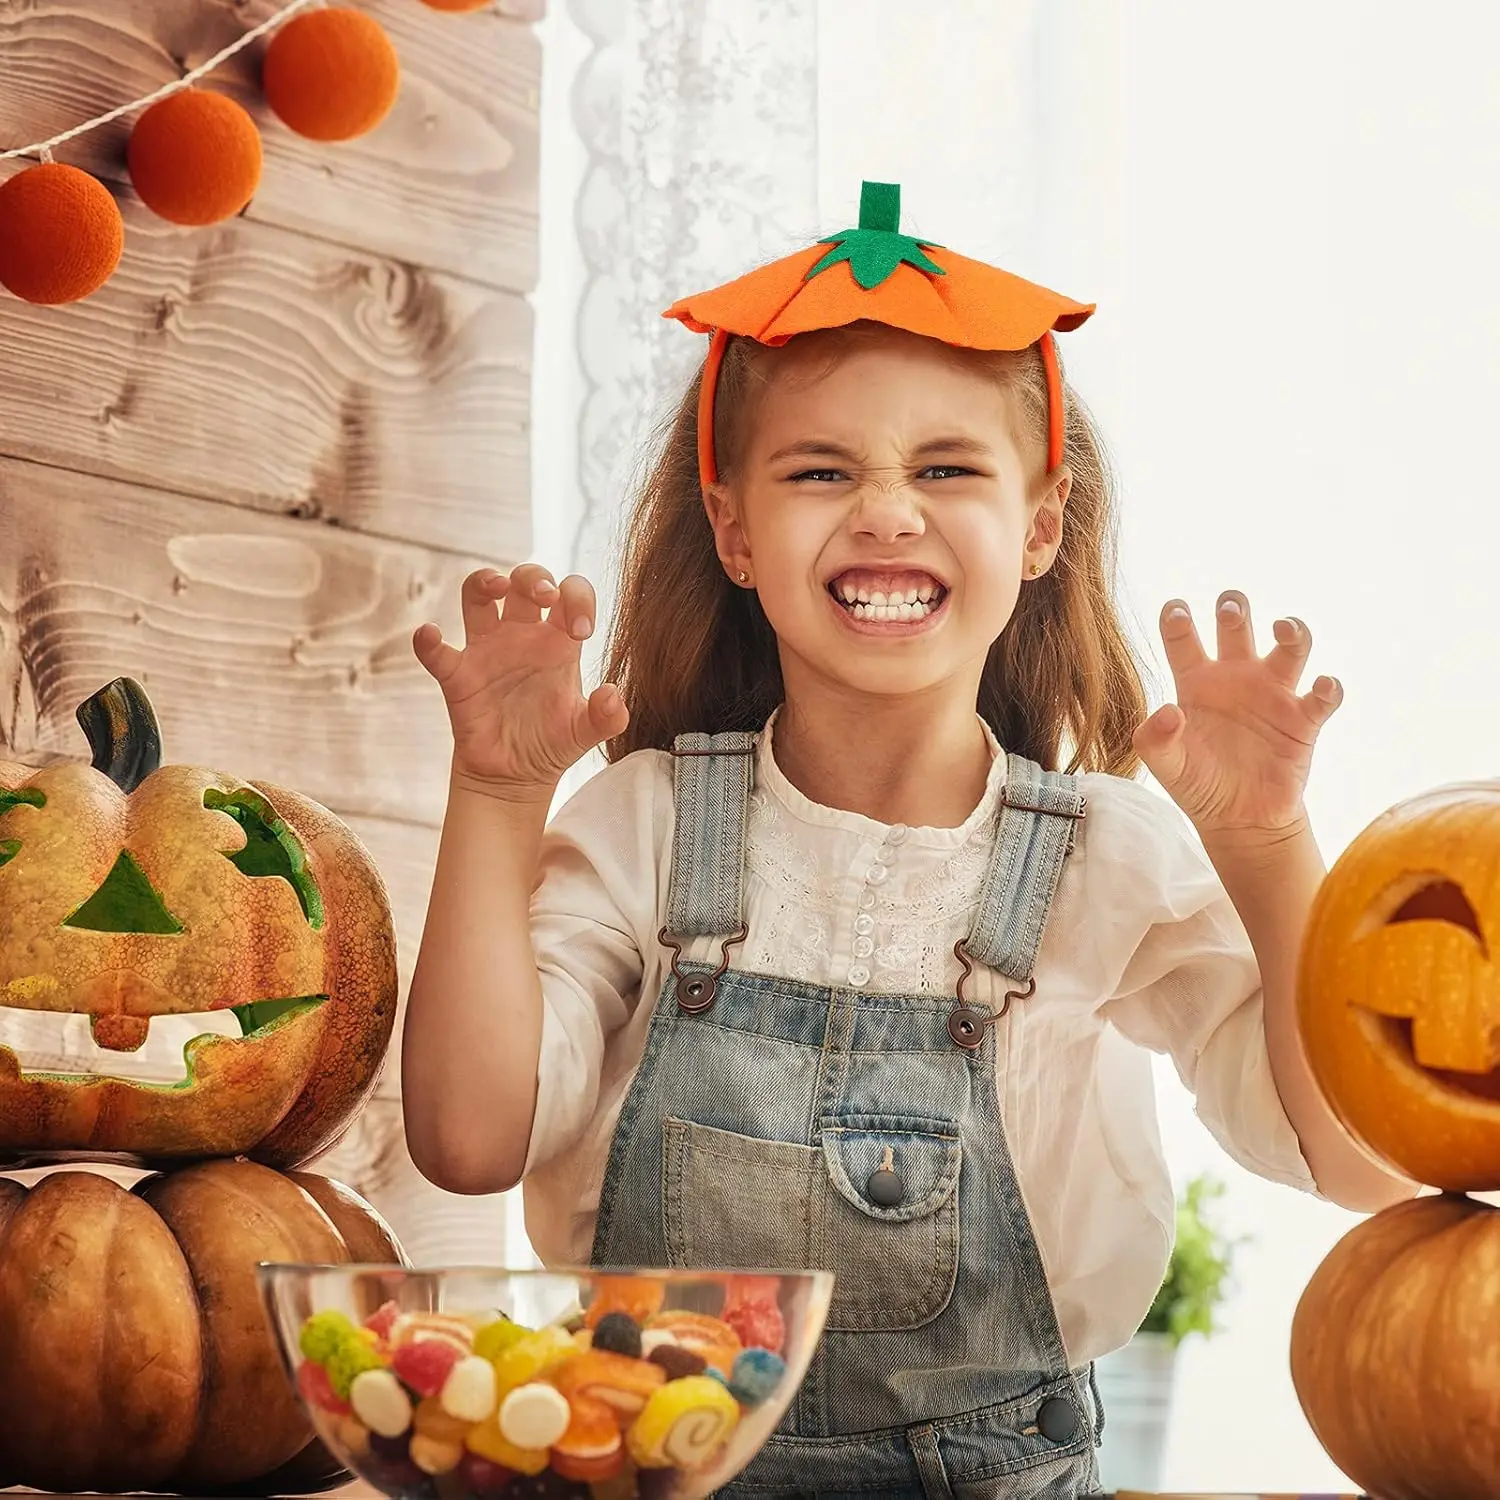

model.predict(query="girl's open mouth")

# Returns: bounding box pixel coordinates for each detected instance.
[825,570,948,630]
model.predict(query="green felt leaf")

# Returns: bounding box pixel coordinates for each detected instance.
[806,179,945,291]
[0,840,19,870]
[62,850,184,934]
[0,789,46,815]
[204,788,324,929]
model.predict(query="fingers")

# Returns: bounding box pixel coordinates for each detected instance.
[572,682,631,754]
[1215,590,1255,660]
[1158,600,1207,678]
[460,569,509,645]
[546,574,598,641]
[1299,673,1344,728]
[500,563,559,626]
[1265,615,1313,688]
[412,622,464,685]
[1132,702,1187,786]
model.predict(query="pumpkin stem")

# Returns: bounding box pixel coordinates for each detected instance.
[76,677,162,793]
[859,180,901,232]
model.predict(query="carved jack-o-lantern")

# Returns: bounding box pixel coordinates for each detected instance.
[1298,781,1500,1191]
[0,679,397,1169]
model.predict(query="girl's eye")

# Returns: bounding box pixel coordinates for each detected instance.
[920,465,977,480]
[787,468,848,484]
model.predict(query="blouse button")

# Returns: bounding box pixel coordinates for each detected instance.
[865,864,889,886]
[847,964,870,986]
[859,891,876,911]
[853,936,874,958]
[854,913,874,936]
[874,846,896,866]
[886,824,909,845]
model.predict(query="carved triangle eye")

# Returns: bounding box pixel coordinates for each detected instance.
[1386,878,1484,945]
[203,788,324,929]
[62,850,184,934]
[0,788,45,873]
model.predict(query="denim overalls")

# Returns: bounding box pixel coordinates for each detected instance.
[590,732,1105,1498]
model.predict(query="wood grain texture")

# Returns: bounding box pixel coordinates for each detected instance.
[344,812,438,1102]
[0,201,530,556]
[0,0,542,293]
[0,455,491,828]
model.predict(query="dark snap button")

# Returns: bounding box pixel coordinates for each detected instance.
[947,1006,987,1049]
[866,1166,904,1206]
[1036,1396,1078,1443]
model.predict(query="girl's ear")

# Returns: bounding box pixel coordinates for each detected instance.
[703,481,754,583]
[1024,463,1071,571]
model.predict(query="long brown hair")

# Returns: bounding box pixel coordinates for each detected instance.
[601,326,1150,776]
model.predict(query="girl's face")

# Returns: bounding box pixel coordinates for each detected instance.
[707,328,1067,710]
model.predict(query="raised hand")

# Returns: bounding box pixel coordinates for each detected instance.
[412,564,628,795]
[1132,591,1342,837]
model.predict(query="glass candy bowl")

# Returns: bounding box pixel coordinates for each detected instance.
[257,1263,834,1499]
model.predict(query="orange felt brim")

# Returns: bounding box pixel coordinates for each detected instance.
[675,247,1091,487]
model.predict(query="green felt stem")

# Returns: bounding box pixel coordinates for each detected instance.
[859,181,901,232]
[61,850,184,934]
[76,678,162,794]
[204,788,324,929]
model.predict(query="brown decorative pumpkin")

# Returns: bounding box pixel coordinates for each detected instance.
[0,678,397,1168]
[1298,781,1500,1191]
[0,1157,405,1492]
[1289,1192,1500,1499]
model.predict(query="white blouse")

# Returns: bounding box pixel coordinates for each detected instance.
[520,715,1316,1366]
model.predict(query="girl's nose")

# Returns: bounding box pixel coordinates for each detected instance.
[850,481,925,542]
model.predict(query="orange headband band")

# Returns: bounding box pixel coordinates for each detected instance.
[666,181,1094,492]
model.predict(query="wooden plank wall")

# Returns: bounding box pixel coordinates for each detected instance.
[0,0,542,1264]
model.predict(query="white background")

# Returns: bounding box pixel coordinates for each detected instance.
[527,2,1500,1488]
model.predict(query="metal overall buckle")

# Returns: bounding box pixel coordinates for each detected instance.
[659,925,748,1014]
[947,938,1036,1050]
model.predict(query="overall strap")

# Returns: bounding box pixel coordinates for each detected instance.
[663,731,757,938]
[962,753,1087,980]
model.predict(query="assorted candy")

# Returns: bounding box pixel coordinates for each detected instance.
[293,1276,791,1499]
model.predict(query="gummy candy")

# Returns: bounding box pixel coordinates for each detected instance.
[413,1394,472,1446]
[550,1392,623,1482]
[409,1431,465,1476]
[457,1451,520,1493]
[327,1412,370,1459]
[646,1344,706,1381]
[584,1275,666,1329]
[638,1330,676,1358]
[441,1353,499,1423]
[550,1349,666,1418]
[394,1337,463,1398]
[364,1299,401,1345]
[722,1299,784,1355]
[391,1311,478,1354]
[591,1312,643,1359]
[492,1326,580,1394]
[297,1358,351,1415]
[350,1367,414,1438]
[464,1416,550,1475]
[474,1315,528,1363]
[300,1309,359,1364]
[723,1274,781,1307]
[727,1347,785,1406]
[626,1374,740,1470]
[326,1335,386,1398]
[498,1380,573,1449]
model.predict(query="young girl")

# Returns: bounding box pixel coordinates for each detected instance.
[403,183,1412,1498]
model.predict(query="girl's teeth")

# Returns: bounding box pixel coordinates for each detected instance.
[917,584,933,602]
[870,591,887,607]
[840,583,858,602]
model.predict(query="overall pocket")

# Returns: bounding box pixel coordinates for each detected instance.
[661,1115,962,1333]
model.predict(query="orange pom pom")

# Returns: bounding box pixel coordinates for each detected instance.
[0,163,123,305]
[262,8,400,142]
[128,88,263,226]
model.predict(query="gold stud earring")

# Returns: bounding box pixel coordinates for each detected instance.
[737,570,750,584]
[1029,562,1042,577]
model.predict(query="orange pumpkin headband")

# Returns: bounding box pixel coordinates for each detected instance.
[664,181,1095,491]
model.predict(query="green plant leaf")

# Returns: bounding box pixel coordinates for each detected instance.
[1137,1172,1249,1348]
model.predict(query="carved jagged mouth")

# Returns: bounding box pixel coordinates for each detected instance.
[0,998,325,1088]
[1358,1010,1500,1103]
